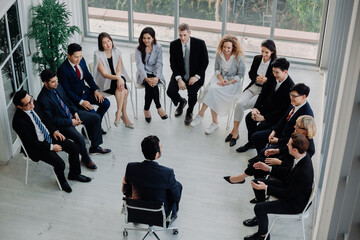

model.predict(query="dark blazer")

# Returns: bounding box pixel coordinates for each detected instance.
[273,102,314,145]
[169,37,209,86]
[244,55,275,91]
[57,58,99,105]
[37,84,78,127]
[254,75,295,123]
[123,160,182,216]
[12,102,56,161]
[268,153,314,212]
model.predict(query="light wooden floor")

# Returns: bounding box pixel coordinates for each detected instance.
[0,41,324,240]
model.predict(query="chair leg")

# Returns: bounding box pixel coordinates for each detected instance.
[265,216,278,240]
[50,166,63,190]
[83,125,90,144]
[152,231,160,240]
[301,218,306,240]
[104,111,111,131]
[135,87,139,119]
[128,86,136,119]
[169,102,173,118]
[25,156,29,186]
[142,231,151,240]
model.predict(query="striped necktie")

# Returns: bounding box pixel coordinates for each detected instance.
[286,106,295,121]
[30,110,52,144]
[53,90,73,119]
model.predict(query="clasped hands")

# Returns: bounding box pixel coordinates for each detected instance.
[256,75,267,85]
[251,108,265,122]
[72,112,82,126]
[80,91,105,111]
[178,76,198,90]
[146,76,159,87]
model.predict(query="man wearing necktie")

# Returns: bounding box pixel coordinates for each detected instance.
[167,23,209,125]
[38,70,111,169]
[57,43,110,131]
[251,83,314,154]
[12,90,92,193]
[242,133,314,240]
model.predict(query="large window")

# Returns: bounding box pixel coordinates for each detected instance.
[0,2,28,144]
[85,0,325,61]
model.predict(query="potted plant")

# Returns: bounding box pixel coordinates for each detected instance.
[28,0,80,73]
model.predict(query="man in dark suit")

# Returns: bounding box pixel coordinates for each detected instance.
[242,133,314,240]
[237,58,295,153]
[251,83,314,153]
[167,23,209,125]
[12,90,92,193]
[57,43,110,126]
[37,70,111,170]
[122,135,182,218]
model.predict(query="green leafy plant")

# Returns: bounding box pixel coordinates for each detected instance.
[28,0,80,73]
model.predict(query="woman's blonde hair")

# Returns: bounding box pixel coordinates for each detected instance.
[216,34,244,59]
[296,115,317,139]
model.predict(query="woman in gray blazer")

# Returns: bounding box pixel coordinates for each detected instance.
[135,27,168,123]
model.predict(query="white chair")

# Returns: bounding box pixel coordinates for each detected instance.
[18,137,62,190]
[265,180,317,240]
[129,53,167,119]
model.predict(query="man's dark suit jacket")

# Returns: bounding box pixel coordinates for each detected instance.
[123,160,182,216]
[273,102,314,145]
[12,102,56,161]
[267,153,314,212]
[244,55,275,91]
[37,84,78,127]
[169,37,209,86]
[57,58,99,106]
[254,75,295,123]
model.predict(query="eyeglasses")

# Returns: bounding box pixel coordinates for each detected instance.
[295,124,306,130]
[23,96,34,107]
[289,93,302,98]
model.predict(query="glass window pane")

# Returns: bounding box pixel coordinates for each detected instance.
[179,0,221,48]
[227,0,271,54]
[133,0,174,42]
[7,104,17,144]
[88,0,129,38]
[13,44,26,88]
[0,15,10,64]
[7,3,21,49]
[274,0,324,60]
[1,59,16,105]
[21,80,29,92]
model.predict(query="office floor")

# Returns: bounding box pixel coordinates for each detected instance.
[0,40,324,240]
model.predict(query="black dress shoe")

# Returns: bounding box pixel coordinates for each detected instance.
[225,133,233,142]
[223,176,245,184]
[145,116,152,123]
[101,129,107,135]
[81,160,97,170]
[249,195,270,204]
[175,98,187,117]
[243,216,258,227]
[184,111,193,125]
[68,174,92,182]
[229,136,239,147]
[244,232,268,240]
[89,146,111,155]
[60,181,72,193]
[236,142,253,153]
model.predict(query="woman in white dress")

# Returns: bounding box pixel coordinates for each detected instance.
[94,32,133,128]
[191,35,245,135]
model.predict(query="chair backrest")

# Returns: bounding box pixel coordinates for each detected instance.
[129,53,136,83]
[302,179,317,214]
[123,197,167,228]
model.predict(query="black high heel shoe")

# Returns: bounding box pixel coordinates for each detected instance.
[160,114,168,120]
[223,176,245,184]
[145,116,152,123]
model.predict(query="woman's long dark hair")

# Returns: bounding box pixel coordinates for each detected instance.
[137,27,157,64]
[261,39,277,60]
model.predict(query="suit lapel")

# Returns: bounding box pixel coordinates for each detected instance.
[64,59,80,81]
